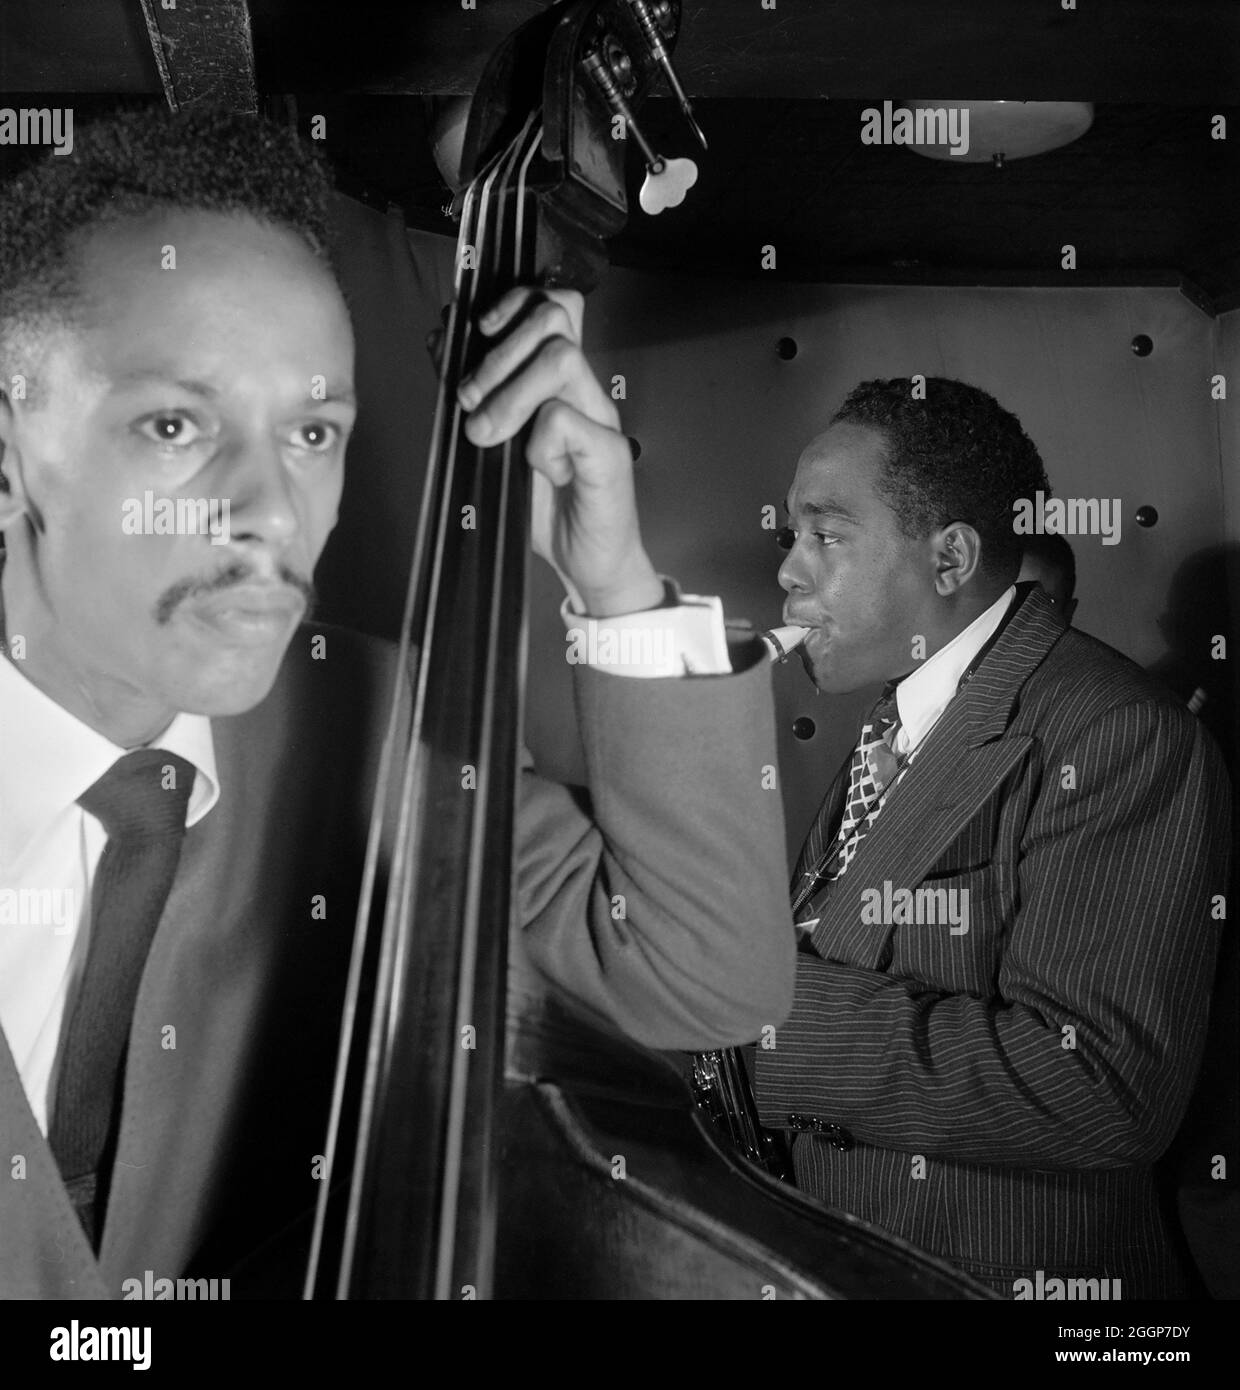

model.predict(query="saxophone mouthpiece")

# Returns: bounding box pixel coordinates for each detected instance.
[760,626,811,663]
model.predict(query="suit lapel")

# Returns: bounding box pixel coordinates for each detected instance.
[805,586,1064,969]
[808,710,1034,967]
[0,1021,108,1296]
[97,796,267,1289]
[790,756,851,898]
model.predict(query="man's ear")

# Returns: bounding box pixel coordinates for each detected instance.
[931,522,983,595]
[0,389,33,532]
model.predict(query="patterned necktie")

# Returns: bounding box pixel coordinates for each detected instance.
[48,749,195,1249]
[792,680,904,912]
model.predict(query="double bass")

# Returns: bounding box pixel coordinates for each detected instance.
[303,0,991,1301]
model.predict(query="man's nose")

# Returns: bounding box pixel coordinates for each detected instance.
[777,548,807,594]
[224,443,301,546]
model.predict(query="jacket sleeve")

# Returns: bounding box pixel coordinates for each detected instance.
[755,698,1232,1168]
[515,638,796,1051]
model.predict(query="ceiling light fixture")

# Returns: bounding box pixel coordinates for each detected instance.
[901,100,1094,164]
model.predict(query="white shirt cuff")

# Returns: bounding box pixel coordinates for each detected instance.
[561,581,732,678]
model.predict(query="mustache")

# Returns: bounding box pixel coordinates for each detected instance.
[154,560,316,625]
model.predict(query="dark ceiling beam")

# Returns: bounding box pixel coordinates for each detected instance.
[253,0,1240,103]
[137,0,257,113]
[1,2,1238,103]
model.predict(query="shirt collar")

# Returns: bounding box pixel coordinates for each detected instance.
[892,586,1016,753]
[0,651,219,868]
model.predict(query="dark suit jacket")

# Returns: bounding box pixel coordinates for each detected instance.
[754,584,1232,1298]
[0,622,793,1298]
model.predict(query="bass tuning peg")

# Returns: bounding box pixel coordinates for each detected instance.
[581,47,698,216]
[626,0,708,152]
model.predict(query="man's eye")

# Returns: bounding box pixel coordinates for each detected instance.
[135,412,205,447]
[291,421,340,452]
[777,526,836,550]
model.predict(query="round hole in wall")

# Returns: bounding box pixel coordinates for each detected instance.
[628,436,642,462]
[776,337,798,360]
[1135,505,1158,528]
[1131,334,1153,357]
[792,717,816,740]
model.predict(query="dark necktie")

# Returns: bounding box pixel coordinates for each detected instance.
[48,748,195,1248]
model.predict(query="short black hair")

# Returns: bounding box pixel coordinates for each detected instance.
[1021,530,1077,600]
[0,105,336,389]
[831,377,1050,582]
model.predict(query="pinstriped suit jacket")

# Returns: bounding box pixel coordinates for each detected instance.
[754,583,1232,1298]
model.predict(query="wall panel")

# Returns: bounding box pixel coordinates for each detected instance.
[319,204,1233,860]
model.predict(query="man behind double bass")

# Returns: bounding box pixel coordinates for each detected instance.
[0,106,795,1297]
[750,378,1231,1299]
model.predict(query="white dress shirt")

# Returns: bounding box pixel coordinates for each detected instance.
[0,653,218,1135]
[890,586,1016,759]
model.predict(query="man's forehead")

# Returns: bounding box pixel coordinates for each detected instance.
[60,330,355,402]
[72,209,347,325]
[786,422,887,515]
[60,211,353,390]
[106,366,358,407]
[75,204,317,267]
